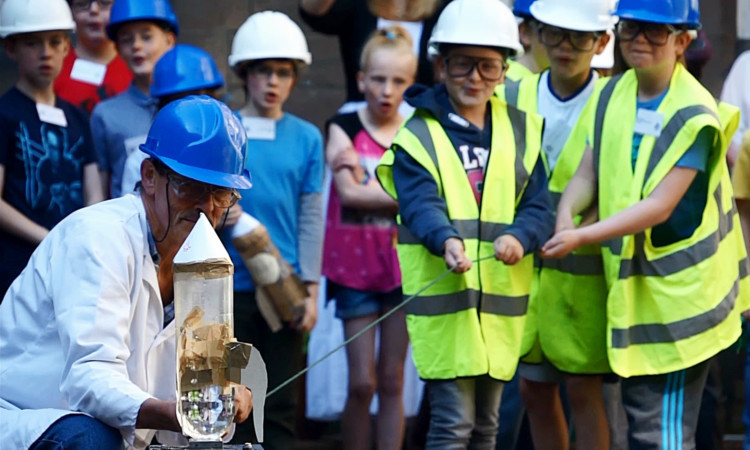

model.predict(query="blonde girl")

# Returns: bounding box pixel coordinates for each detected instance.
[321,25,416,450]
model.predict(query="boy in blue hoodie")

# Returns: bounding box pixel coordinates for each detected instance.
[377,0,553,446]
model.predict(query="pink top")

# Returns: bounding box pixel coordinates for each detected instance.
[322,112,401,292]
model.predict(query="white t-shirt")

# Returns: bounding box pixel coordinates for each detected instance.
[537,70,599,171]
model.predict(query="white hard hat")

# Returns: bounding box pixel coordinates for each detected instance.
[0,0,75,39]
[530,0,618,32]
[428,0,524,58]
[591,30,615,69]
[228,11,312,69]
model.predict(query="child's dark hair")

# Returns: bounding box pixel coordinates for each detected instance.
[359,25,416,72]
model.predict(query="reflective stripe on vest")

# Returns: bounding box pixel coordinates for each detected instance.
[619,185,735,278]
[611,260,748,348]
[592,64,748,376]
[379,97,543,380]
[405,289,529,316]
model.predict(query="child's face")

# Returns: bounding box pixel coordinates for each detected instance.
[244,59,296,119]
[6,31,70,89]
[116,22,175,78]
[357,47,416,121]
[539,24,610,80]
[617,20,691,72]
[439,46,506,111]
[71,0,114,45]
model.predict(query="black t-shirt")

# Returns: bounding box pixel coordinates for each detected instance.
[300,0,449,103]
[0,87,97,296]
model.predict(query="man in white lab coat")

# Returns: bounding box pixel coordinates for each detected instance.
[0,96,254,449]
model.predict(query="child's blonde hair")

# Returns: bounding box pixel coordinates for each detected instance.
[359,25,416,72]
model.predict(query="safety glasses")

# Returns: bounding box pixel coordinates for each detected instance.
[166,172,241,208]
[617,20,681,46]
[537,25,603,51]
[445,55,508,81]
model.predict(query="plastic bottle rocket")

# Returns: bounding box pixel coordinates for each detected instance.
[173,213,252,441]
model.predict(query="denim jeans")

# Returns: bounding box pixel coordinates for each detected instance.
[30,414,122,450]
[495,372,524,450]
[427,375,505,449]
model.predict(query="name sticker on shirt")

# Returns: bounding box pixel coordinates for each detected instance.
[242,117,276,140]
[70,58,106,86]
[36,103,68,127]
[634,108,664,137]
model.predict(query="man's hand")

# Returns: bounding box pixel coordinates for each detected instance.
[233,384,253,424]
[292,283,318,333]
[494,234,524,265]
[541,229,582,259]
[136,398,180,432]
[444,237,472,273]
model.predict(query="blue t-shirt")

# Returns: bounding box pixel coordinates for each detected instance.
[90,84,156,198]
[632,91,716,246]
[0,87,97,295]
[223,112,324,292]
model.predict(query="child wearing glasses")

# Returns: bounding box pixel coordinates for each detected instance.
[224,11,324,449]
[542,0,749,448]
[376,0,554,446]
[54,0,131,114]
[496,0,616,448]
[89,0,177,198]
[321,25,416,449]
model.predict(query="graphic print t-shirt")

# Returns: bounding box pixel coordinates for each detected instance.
[0,87,97,294]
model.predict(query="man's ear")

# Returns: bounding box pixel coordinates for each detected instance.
[140,159,158,195]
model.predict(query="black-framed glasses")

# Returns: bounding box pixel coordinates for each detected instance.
[166,172,241,208]
[70,0,114,12]
[617,20,681,46]
[445,55,507,81]
[538,25,603,51]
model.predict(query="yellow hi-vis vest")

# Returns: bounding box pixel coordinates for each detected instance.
[591,63,750,377]
[376,96,543,381]
[505,60,533,83]
[500,74,610,373]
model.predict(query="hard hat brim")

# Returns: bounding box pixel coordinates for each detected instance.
[530,3,617,32]
[140,146,253,190]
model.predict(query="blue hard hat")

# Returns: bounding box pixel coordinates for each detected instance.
[613,0,701,28]
[513,0,535,17]
[151,44,225,99]
[140,96,252,190]
[106,0,180,41]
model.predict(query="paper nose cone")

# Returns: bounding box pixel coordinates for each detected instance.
[174,212,231,265]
